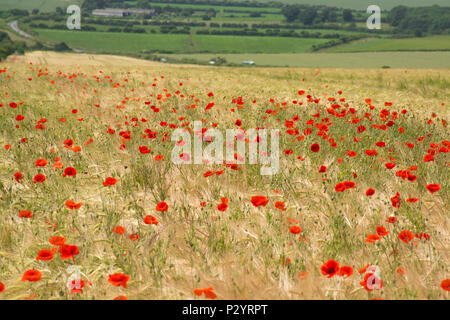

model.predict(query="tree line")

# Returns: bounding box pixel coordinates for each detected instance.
[388,5,450,36]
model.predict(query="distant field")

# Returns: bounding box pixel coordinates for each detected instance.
[0,0,81,12]
[2,0,449,12]
[168,52,450,68]
[328,36,450,52]
[35,29,329,54]
[256,0,450,10]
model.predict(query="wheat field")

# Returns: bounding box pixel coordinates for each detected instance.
[0,51,448,300]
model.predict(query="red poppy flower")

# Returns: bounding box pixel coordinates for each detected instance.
[112,226,126,235]
[335,181,355,192]
[310,143,320,152]
[423,153,435,162]
[338,266,353,277]
[395,267,406,275]
[385,162,396,169]
[69,279,86,294]
[320,259,340,278]
[129,233,139,241]
[64,139,74,148]
[335,183,346,192]
[275,201,286,211]
[441,279,450,291]
[376,226,390,237]
[139,146,151,154]
[360,273,383,291]
[289,225,302,234]
[347,150,357,157]
[35,159,48,167]
[343,181,355,189]
[0,281,5,293]
[65,200,82,210]
[108,273,130,288]
[144,215,159,225]
[358,264,370,274]
[425,184,441,194]
[49,235,66,246]
[365,149,378,156]
[19,210,32,218]
[114,295,128,300]
[365,234,381,243]
[318,165,327,173]
[155,201,168,212]
[22,269,42,282]
[14,171,23,183]
[398,230,414,243]
[59,244,80,259]
[251,196,269,207]
[193,287,217,299]
[385,217,396,224]
[217,202,228,211]
[33,174,46,183]
[103,177,117,186]
[63,167,77,178]
[366,188,375,196]
[391,192,401,208]
[36,248,56,261]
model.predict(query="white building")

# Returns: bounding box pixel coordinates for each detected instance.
[92,8,155,17]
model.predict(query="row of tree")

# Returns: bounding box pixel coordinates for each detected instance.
[388,5,450,36]
[281,5,355,25]
[281,4,449,36]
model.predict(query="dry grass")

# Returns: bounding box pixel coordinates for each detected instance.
[0,51,448,300]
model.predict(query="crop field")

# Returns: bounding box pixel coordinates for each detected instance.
[328,36,450,53]
[34,29,329,54]
[167,52,450,68]
[0,0,82,12]
[2,0,448,11]
[0,51,448,300]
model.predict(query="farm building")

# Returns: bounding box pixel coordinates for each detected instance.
[92,8,155,17]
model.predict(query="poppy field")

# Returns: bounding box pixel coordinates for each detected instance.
[0,51,448,300]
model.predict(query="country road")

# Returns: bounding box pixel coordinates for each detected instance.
[8,20,32,38]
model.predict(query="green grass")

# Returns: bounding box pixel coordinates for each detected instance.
[327,36,450,52]
[35,29,329,54]
[167,52,450,68]
[0,0,81,12]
